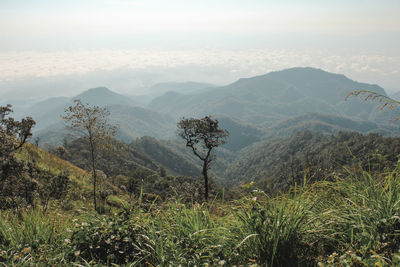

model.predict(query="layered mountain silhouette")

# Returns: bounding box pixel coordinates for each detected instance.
[28,87,174,144]
[28,87,137,131]
[148,67,391,124]
[22,67,400,151]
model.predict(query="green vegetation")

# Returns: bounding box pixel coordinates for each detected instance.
[226,131,400,192]
[263,112,400,139]
[0,105,37,210]
[1,163,399,266]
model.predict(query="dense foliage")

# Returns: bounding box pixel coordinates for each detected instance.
[226,130,400,192]
[68,213,153,265]
[0,105,37,209]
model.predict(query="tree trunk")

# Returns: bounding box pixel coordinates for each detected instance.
[89,137,97,211]
[202,160,208,202]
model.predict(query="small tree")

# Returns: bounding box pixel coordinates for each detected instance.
[0,105,36,209]
[38,170,69,213]
[62,100,117,211]
[177,116,228,201]
[0,104,35,152]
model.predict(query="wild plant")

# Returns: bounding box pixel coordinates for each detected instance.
[234,187,313,266]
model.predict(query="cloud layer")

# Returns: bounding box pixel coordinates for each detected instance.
[0,48,399,91]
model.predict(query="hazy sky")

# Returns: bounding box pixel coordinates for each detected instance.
[1,0,399,50]
[0,0,399,94]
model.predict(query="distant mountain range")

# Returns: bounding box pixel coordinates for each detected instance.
[74,87,140,107]
[149,67,394,124]
[14,67,399,161]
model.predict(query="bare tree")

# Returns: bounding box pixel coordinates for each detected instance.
[177,116,228,201]
[62,99,117,211]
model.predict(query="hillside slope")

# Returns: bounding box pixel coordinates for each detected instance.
[17,143,96,204]
[225,131,400,191]
[61,137,202,179]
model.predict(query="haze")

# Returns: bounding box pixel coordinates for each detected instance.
[1,0,399,101]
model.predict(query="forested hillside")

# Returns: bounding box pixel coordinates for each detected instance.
[263,112,400,138]
[226,131,400,191]
[59,136,201,178]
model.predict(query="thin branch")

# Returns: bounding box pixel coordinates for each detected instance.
[345,90,400,111]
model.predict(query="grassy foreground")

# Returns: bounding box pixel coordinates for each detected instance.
[1,166,400,266]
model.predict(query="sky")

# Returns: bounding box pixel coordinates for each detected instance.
[0,0,399,96]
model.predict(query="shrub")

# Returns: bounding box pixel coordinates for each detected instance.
[38,170,69,212]
[68,212,154,265]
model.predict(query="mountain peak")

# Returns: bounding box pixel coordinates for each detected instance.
[75,87,113,98]
[73,87,137,107]
[265,67,348,81]
[235,67,348,84]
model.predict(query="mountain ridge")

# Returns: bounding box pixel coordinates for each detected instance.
[18,67,400,153]
[148,67,389,124]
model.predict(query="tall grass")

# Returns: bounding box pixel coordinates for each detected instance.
[0,209,71,265]
[307,168,400,265]
[144,201,234,266]
[234,187,314,266]
[1,167,400,266]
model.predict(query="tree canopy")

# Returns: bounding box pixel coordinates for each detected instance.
[0,105,36,209]
[177,116,228,201]
[63,99,117,211]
